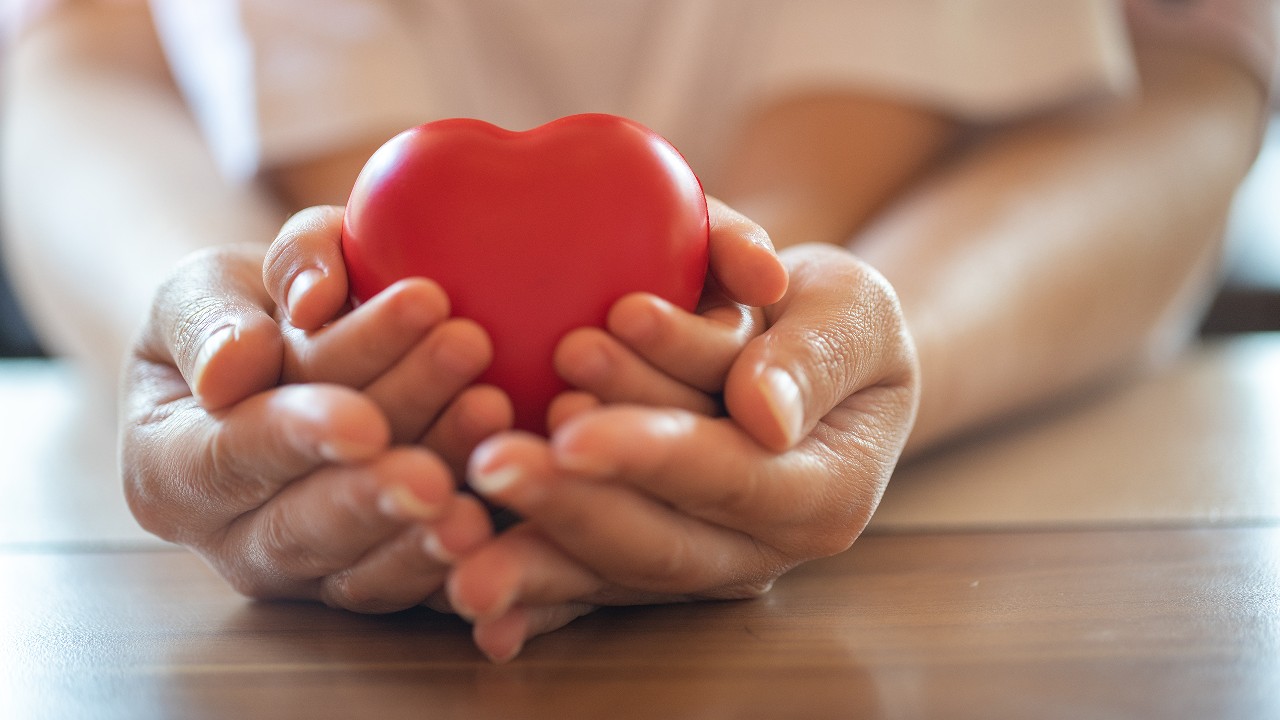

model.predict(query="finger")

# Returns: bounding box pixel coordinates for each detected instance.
[262,205,351,330]
[281,277,450,387]
[705,197,788,307]
[365,318,494,443]
[141,244,283,410]
[547,405,880,560]
[725,244,920,451]
[222,447,453,600]
[546,391,600,434]
[446,523,605,623]
[122,382,390,549]
[554,327,719,414]
[421,384,514,480]
[470,602,598,664]
[467,433,768,595]
[210,383,391,488]
[317,525,449,614]
[605,292,760,393]
[547,407,801,533]
[418,493,496,566]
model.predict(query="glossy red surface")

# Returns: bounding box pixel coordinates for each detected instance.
[342,114,709,433]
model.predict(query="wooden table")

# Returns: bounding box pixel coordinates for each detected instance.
[3,335,1278,719]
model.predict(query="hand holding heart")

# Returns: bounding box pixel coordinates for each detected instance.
[285,114,791,449]
[117,183,787,625]
[267,196,790,462]
[119,116,918,664]
[444,243,921,662]
[262,207,919,664]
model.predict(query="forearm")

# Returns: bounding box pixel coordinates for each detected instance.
[853,45,1267,454]
[1,3,286,396]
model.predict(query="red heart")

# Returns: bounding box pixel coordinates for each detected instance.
[341,113,710,434]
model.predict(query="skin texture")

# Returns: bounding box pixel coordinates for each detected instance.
[2,3,1267,662]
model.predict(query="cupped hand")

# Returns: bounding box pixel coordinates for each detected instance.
[120,242,494,613]
[446,243,920,661]
[552,198,789,419]
[263,206,514,478]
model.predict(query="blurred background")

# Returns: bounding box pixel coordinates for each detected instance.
[0,250,44,357]
[0,2,1277,357]
[1199,113,1280,334]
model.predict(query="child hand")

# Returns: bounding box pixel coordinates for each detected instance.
[551,198,790,430]
[262,206,514,478]
[444,243,920,661]
[121,243,495,613]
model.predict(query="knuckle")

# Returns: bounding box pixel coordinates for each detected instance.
[802,324,854,387]
[120,411,221,545]
[206,533,307,601]
[655,540,696,588]
[204,430,269,509]
[262,221,303,282]
[254,508,322,578]
[706,463,763,518]
[321,571,379,612]
[335,474,379,522]
[627,536,702,592]
[172,301,230,368]
[321,568,417,615]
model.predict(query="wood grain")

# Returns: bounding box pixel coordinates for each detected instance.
[4,527,1276,720]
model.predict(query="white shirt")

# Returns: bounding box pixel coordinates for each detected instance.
[149,0,1140,183]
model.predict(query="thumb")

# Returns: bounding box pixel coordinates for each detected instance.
[723,244,919,452]
[141,244,283,410]
[705,197,789,308]
[262,205,351,330]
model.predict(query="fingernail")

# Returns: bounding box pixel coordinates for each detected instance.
[317,439,376,464]
[191,324,237,396]
[286,268,325,321]
[760,367,804,448]
[378,485,441,521]
[470,463,523,497]
[422,531,455,564]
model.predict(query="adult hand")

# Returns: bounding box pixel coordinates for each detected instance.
[446,243,921,661]
[120,242,493,613]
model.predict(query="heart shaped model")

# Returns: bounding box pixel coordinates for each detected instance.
[341,113,710,433]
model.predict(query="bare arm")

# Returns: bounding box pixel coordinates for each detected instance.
[0,2,373,397]
[1,3,284,395]
[720,43,1267,455]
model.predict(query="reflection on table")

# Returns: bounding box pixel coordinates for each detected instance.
[1,335,1277,719]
